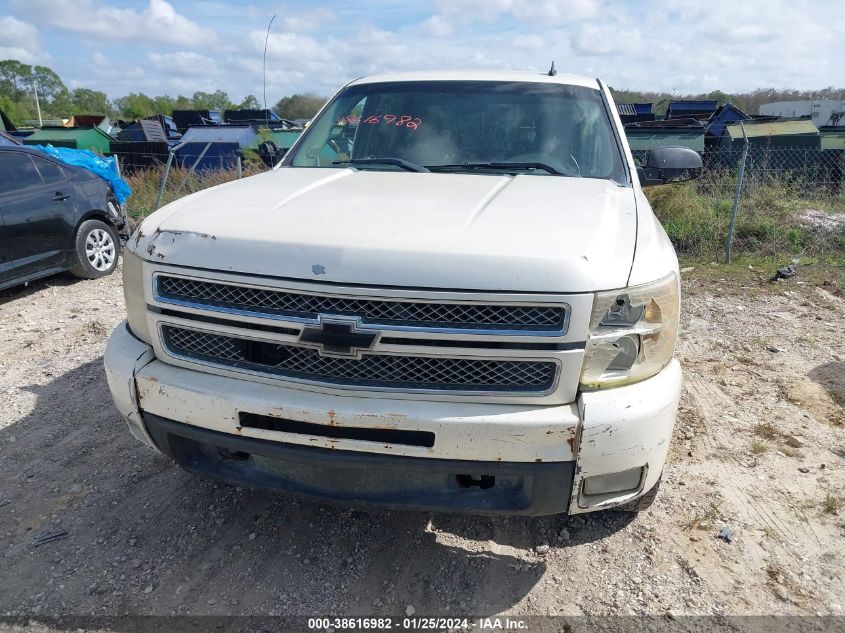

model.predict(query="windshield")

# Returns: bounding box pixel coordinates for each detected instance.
[285,80,627,183]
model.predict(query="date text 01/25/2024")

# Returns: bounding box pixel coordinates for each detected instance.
[307,616,529,630]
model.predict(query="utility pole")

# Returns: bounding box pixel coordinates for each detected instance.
[33,80,43,127]
[263,14,276,129]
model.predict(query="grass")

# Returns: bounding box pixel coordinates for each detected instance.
[683,500,722,530]
[754,421,782,440]
[797,334,818,348]
[123,165,263,221]
[751,440,769,455]
[734,354,758,366]
[645,173,845,263]
[761,526,780,542]
[680,259,845,300]
[823,492,841,515]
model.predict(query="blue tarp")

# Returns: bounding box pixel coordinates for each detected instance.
[30,144,132,204]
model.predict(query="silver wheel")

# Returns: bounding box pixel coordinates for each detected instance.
[85,228,116,272]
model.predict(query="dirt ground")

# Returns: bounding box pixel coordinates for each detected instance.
[0,263,843,622]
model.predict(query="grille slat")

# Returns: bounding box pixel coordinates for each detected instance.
[162,326,557,393]
[157,276,566,331]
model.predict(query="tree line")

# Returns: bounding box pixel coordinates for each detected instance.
[0,60,327,126]
[2,59,844,127]
[609,87,845,117]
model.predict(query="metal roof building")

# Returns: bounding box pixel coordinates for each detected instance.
[22,126,114,154]
[224,109,281,125]
[172,110,222,133]
[759,100,845,128]
[665,100,719,121]
[68,114,114,135]
[706,103,751,139]
[821,129,845,151]
[625,127,706,152]
[721,119,820,148]
[616,103,655,125]
[717,120,822,170]
[175,126,259,170]
[117,119,168,142]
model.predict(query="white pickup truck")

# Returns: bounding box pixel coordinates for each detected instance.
[105,70,701,515]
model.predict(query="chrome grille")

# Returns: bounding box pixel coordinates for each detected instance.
[156,275,566,331]
[162,325,557,393]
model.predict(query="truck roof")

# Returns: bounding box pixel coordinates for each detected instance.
[347,70,600,90]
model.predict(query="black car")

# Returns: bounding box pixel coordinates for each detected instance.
[0,146,128,291]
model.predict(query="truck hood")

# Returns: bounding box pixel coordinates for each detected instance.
[134,168,637,293]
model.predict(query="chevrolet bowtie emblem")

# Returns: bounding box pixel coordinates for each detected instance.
[298,318,378,357]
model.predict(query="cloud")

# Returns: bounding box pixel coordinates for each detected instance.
[0,16,38,48]
[256,31,333,64]
[0,16,41,63]
[148,51,217,78]
[9,0,216,46]
[512,33,544,49]
[3,0,844,104]
[91,52,145,81]
[571,24,643,56]
[419,15,453,37]
[434,0,599,24]
[280,8,337,32]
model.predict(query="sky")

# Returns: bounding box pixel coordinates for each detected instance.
[0,0,842,104]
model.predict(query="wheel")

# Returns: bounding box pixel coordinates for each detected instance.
[69,219,120,279]
[618,476,661,513]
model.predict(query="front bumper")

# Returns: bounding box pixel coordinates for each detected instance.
[145,413,575,515]
[105,321,681,515]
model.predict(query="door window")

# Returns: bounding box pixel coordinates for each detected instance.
[30,155,66,185]
[0,153,45,194]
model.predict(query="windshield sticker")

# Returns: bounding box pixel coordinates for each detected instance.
[363,114,422,130]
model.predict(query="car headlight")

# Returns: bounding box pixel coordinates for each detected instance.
[580,272,679,390]
[122,248,152,344]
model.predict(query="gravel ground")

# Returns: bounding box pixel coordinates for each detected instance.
[0,263,843,622]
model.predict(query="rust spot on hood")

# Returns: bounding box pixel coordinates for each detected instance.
[567,436,577,453]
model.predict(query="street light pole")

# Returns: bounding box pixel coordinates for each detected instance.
[33,80,43,127]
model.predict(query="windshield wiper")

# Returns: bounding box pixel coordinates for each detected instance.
[428,162,570,176]
[333,157,430,173]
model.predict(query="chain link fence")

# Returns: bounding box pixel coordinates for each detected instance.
[122,142,845,263]
[642,145,845,262]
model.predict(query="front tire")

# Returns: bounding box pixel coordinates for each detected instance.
[69,219,120,279]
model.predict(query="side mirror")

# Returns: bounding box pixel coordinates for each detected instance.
[636,145,703,187]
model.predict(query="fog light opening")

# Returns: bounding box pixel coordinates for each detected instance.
[218,448,250,462]
[582,466,644,496]
[456,474,496,489]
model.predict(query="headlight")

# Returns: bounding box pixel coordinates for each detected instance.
[580,272,679,390]
[122,248,152,344]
